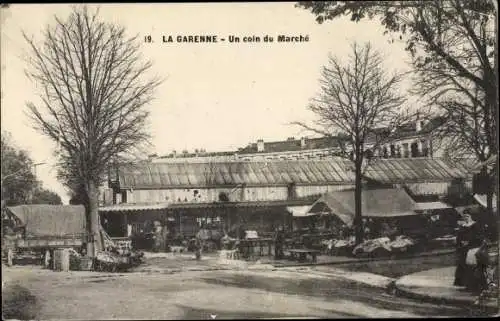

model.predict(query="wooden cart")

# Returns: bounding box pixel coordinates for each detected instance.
[5,234,87,267]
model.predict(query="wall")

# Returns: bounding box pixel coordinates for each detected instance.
[122,184,354,204]
[296,184,355,198]
[397,180,472,196]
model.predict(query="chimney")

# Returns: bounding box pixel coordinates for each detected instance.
[300,137,306,148]
[257,139,265,152]
[416,120,422,132]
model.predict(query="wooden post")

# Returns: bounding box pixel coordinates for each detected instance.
[178,211,183,235]
[123,212,128,237]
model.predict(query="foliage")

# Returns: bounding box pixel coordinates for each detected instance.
[23,5,163,255]
[1,132,37,206]
[297,0,497,157]
[31,187,63,205]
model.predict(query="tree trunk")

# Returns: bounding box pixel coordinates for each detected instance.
[354,160,364,245]
[85,179,102,257]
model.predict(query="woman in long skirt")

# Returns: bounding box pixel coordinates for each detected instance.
[454,224,469,286]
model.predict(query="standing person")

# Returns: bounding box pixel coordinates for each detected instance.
[195,223,207,260]
[456,213,483,287]
[363,218,372,240]
[238,224,246,240]
[152,221,163,252]
[162,222,170,252]
[454,219,471,286]
[274,226,285,259]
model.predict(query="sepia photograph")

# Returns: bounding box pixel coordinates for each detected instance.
[1,2,499,319]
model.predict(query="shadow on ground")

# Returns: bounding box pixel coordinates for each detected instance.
[2,283,41,320]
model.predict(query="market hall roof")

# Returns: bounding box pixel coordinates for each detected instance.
[115,159,355,190]
[363,158,471,184]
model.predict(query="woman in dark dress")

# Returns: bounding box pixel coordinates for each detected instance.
[454,214,484,288]
[454,223,469,286]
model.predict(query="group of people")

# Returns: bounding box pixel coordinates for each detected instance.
[454,213,492,295]
[362,218,398,240]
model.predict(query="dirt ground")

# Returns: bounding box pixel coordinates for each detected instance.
[3,264,470,320]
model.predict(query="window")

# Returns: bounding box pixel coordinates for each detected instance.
[287,183,297,200]
[410,142,419,158]
[403,143,410,158]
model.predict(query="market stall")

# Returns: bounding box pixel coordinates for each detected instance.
[305,188,421,257]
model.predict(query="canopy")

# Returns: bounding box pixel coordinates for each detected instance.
[414,201,452,211]
[473,194,497,210]
[287,205,315,217]
[6,205,87,237]
[308,188,416,226]
[99,203,170,212]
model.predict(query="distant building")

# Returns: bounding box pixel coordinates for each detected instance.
[147,116,454,164]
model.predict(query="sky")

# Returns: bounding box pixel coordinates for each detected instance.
[1,3,412,204]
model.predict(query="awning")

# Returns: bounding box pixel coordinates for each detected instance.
[414,201,452,211]
[99,199,317,213]
[287,205,316,217]
[470,155,497,173]
[364,211,417,217]
[99,203,170,212]
[473,194,497,209]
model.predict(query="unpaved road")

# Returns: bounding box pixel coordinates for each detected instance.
[2,265,487,319]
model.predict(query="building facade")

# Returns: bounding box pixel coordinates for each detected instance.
[100,159,356,238]
[147,116,453,164]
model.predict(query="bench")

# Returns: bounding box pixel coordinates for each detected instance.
[239,239,274,258]
[288,249,321,263]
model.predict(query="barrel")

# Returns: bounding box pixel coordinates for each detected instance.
[53,249,70,272]
[79,256,93,271]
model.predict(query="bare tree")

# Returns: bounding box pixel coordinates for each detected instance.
[23,6,163,256]
[294,42,412,244]
[297,0,498,218]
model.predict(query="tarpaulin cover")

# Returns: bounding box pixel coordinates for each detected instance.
[6,205,87,237]
[287,205,315,217]
[473,194,498,210]
[308,188,416,226]
[414,201,452,211]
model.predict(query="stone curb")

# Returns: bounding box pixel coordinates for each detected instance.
[279,266,396,290]
[393,282,499,314]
